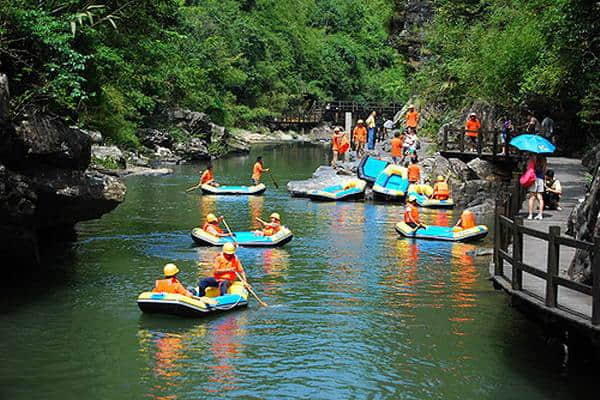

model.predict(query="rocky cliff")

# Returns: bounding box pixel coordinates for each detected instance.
[0,73,126,267]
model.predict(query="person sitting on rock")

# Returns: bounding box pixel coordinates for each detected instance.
[203,213,233,237]
[430,175,450,200]
[254,213,282,237]
[153,263,194,297]
[407,158,421,184]
[197,243,246,297]
[544,169,562,211]
[454,210,476,230]
[199,164,219,187]
[404,195,421,229]
[252,156,269,185]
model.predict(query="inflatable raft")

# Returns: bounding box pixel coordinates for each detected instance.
[357,156,390,184]
[395,221,488,242]
[191,226,293,247]
[200,183,266,195]
[137,282,248,317]
[307,179,367,201]
[408,184,454,208]
[372,164,410,201]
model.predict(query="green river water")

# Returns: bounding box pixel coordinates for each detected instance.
[0,144,596,399]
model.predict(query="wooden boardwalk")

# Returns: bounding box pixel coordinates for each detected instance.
[491,157,600,342]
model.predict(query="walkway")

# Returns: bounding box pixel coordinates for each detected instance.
[491,157,600,333]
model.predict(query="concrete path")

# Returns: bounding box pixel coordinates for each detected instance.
[498,157,593,318]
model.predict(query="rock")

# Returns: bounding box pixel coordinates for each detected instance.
[581,143,600,172]
[420,154,453,182]
[210,123,227,144]
[155,146,174,158]
[464,198,496,217]
[76,128,103,144]
[448,158,473,182]
[287,165,358,197]
[8,114,91,170]
[0,74,9,122]
[174,138,210,160]
[121,166,173,177]
[168,108,212,137]
[91,145,126,169]
[226,135,251,153]
[125,151,150,167]
[467,158,495,180]
[567,165,600,283]
[453,179,505,207]
[138,128,173,149]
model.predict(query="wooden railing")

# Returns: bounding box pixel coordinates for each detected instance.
[440,127,519,161]
[493,212,600,326]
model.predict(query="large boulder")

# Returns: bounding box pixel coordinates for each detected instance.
[287,165,358,197]
[448,158,474,182]
[138,128,174,149]
[453,179,505,207]
[174,138,210,160]
[168,108,212,137]
[581,143,600,173]
[91,145,126,169]
[467,158,495,180]
[419,154,453,182]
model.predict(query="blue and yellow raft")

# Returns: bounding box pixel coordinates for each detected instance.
[191,227,293,247]
[137,282,248,317]
[372,165,410,201]
[201,183,266,195]
[307,179,367,201]
[408,184,455,208]
[357,156,390,184]
[395,221,488,242]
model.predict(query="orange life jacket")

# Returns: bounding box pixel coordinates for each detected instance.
[200,169,214,184]
[353,126,367,143]
[213,253,243,282]
[459,211,476,229]
[465,119,481,137]
[391,137,403,157]
[408,164,420,183]
[252,162,264,181]
[406,111,419,128]
[433,181,449,200]
[263,223,281,237]
[404,204,420,224]
[153,278,192,297]
[203,222,223,236]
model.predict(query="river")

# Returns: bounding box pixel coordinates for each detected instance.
[0,144,595,399]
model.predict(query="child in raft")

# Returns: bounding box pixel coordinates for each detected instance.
[454,210,477,231]
[202,213,234,237]
[153,263,195,298]
[254,213,282,236]
[404,196,422,229]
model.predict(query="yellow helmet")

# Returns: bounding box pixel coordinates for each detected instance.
[408,195,417,202]
[223,242,236,254]
[206,213,218,223]
[437,175,445,182]
[163,263,179,277]
[270,212,281,221]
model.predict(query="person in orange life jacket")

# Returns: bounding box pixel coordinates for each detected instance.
[404,195,422,229]
[197,243,246,297]
[465,113,481,152]
[407,158,421,184]
[431,175,450,200]
[254,213,282,237]
[454,210,477,230]
[153,263,194,297]
[203,213,233,237]
[252,156,269,185]
[199,164,219,187]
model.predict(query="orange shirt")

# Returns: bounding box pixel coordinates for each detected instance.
[404,204,420,224]
[459,211,476,229]
[203,222,223,236]
[391,137,404,157]
[252,162,264,181]
[213,253,243,282]
[353,126,367,143]
[406,111,420,128]
[433,181,449,200]
[200,169,214,184]
[465,119,481,137]
[408,164,420,183]
[153,278,193,297]
[263,223,281,236]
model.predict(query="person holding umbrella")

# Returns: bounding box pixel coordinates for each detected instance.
[509,133,555,220]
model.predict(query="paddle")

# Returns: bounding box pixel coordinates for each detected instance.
[267,171,279,189]
[221,217,269,307]
[186,183,201,192]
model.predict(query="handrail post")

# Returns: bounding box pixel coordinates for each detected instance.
[460,129,465,153]
[512,217,524,290]
[494,200,503,276]
[592,238,600,325]
[477,132,483,156]
[545,226,561,307]
[492,129,498,158]
[510,172,521,218]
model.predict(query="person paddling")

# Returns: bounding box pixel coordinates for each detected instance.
[404,195,422,229]
[152,263,194,298]
[255,212,282,237]
[197,243,246,297]
[199,164,219,187]
[202,213,233,237]
[252,156,269,185]
[431,175,450,200]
